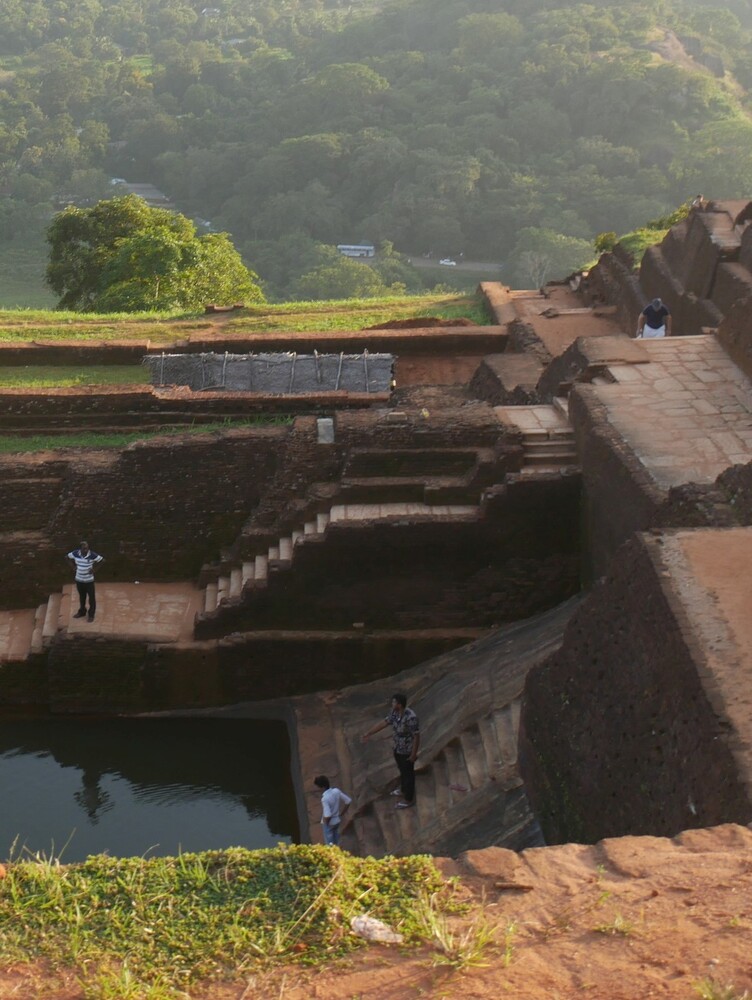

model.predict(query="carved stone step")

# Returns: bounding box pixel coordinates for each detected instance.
[254,554,268,581]
[204,583,217,613]
[42,593,62,643]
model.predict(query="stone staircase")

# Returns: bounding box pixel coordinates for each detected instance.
[196,443,509,627]
[353,700,534,858]
[198,501,479,619]
[294,597,580,857]
[495,403,578,474]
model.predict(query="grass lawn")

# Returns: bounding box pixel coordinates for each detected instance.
[0,845,452,998]
[0,293,493,343]
[0,365,149,388]
[0,417,293,454]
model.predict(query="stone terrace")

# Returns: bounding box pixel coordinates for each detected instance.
[586,335,752,486]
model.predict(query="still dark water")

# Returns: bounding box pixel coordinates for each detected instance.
[0,718,299,862]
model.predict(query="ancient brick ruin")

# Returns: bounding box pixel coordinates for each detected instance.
[2,197,752,859]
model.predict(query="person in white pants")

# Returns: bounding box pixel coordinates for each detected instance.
[637,297,672,338]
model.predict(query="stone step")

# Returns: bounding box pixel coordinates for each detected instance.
[370,793,405,851]
[0,608,36,662]
[494,703,520,769]
[279,537,293,562]
[329,503,478,523]
[204,582,218,613]
[443,740,472,803]
[268,544,280,562]
[477,712,504,780]
[31,603,46,655]
[523,440,575,454]
[316,512,330,533]
[303,520,317,536]
[42,592,62,643]
[254,554,268,582]
[241,561,255,586]
[291,529,303,546]
[552,395,570,419]
[459,726,489,790]
[229,568,243,599]
[352,807,383,858]
[523,450,577,466]
[216,575,230,606]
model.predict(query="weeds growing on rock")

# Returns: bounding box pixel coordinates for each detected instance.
[592,914,634,936]
[695,979,751,1000]
[415,892,502,971]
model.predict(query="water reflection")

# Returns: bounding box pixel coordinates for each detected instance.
[0,718,299,861]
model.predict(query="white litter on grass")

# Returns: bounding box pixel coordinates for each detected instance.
[350,915,403,944]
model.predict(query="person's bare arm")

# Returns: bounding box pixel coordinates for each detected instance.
[665,314,672,336]
[361,719,389,742]
[410,732,421,763]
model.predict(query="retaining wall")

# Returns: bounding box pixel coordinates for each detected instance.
[520,532,752,844]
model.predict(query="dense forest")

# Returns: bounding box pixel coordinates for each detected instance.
[0,0,751,302]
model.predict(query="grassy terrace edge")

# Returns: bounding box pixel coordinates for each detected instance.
[0,844,462,998]
[0,293,492,343]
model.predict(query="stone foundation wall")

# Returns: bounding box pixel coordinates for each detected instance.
[568,384,664,579]
[0,427,294,607]
[8,629,479,712]
[519,533,752,844]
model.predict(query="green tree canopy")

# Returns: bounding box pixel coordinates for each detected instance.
[46,195,263,311]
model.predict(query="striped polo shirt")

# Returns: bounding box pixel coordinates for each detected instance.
[68,548,103,582]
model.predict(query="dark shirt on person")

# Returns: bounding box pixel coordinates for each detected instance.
[385,707,419,755]
[642,303,670,329]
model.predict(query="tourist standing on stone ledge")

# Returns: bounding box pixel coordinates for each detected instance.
[361,692,420,810]
[67,540,104,623]
[637,297,672,339]
[314,775,351,846]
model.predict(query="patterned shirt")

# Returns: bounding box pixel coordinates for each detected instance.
[385,707,419,755]
[67,548,103,582]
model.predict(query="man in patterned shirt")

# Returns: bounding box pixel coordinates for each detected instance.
[66,540,104,623]
[362,692,420,809]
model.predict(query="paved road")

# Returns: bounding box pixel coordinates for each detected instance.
[409,256,503,273]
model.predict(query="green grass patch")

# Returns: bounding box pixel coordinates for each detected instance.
[617,227,669,268]
[0,293,491,342]
[0,845,450,996]
[0,365,149,388]
[225,293,492,332]
[0,417,292,454]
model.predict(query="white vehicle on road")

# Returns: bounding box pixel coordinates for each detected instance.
[439,258,457,266]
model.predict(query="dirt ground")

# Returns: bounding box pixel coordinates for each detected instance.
[3,824,751,1000]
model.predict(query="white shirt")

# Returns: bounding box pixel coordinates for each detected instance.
[321,787,351,826]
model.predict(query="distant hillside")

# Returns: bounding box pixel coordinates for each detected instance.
[0,0,751,302]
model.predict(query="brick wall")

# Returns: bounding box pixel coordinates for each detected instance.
[520,533,752,844]
[0,427,290,607]
[22,629,479,712]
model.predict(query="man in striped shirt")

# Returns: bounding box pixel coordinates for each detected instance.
[67,541,104,622]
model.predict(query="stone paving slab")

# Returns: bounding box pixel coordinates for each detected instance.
[63,582,202,642]
[0,609,35,661]
[494,404,571,434]
[592,335,752,489]
[328,503,477,522]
